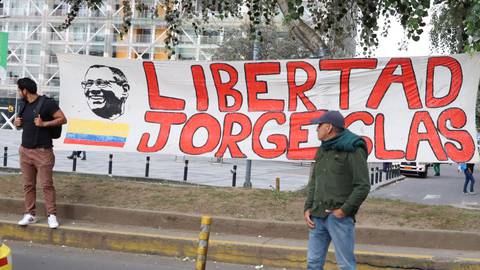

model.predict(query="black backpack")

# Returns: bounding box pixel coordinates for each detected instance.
[19,95,62,140]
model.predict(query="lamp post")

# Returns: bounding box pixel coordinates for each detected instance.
[243,30,261,188]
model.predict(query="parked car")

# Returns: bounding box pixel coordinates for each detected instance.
[0,241,12,270]
[398,162,429,178]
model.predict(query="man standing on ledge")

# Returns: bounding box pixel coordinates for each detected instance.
[14,77,67,229]
[304,110,370,270]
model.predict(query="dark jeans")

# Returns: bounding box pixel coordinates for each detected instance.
[463,170,475,193]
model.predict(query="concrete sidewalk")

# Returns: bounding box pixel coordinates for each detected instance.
[0,129,396,191]
[0,129,311,190]
[1,198,479,270]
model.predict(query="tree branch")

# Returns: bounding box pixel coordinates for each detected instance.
[277,0,329,57]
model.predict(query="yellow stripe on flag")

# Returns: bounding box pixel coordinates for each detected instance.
[67,119,130,137]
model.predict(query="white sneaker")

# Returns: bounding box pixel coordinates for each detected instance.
[47,214,59,229]
[18,214,38,226]
[469,191,477,195]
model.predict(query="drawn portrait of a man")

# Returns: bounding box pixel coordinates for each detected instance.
[81,65,130,120]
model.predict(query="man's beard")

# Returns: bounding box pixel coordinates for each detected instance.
[89,90,125,120]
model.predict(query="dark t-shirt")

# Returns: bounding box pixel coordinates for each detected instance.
[467,163,475,172]
[21,96,60,149]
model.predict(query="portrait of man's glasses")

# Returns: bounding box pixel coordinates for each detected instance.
[81,78,129,92]
[82,65,130,120]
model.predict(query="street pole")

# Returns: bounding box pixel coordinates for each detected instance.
[243,33,261,188]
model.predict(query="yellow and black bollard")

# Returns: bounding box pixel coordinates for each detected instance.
[275,177,280,192]
[195,216,212,270]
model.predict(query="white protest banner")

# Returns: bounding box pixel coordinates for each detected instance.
[56,54,480,163]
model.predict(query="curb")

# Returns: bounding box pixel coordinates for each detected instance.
[1,220,479,270]
[1,198,479,251]
[372,175,406,190]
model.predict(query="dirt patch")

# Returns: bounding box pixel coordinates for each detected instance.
[1,171,479,232]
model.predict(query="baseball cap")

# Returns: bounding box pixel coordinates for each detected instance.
[311,110,345,129]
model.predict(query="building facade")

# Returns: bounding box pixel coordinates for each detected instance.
[0,0,222,127]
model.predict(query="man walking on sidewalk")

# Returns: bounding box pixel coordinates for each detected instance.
[14,77,67,229]
[304,110,370,270]
[460,163,476,195]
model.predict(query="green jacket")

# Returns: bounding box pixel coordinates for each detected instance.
[304,130,370,218]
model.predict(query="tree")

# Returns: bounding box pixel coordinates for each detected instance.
[61,0,431,58]
[212,24,311,61]
[431,0,480,54]
[430,1,480,128]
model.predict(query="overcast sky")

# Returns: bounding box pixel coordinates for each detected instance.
[369,14,432,58]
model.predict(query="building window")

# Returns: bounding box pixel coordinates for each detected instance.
[112,46,129,58]
[70,24,87,42]
[135,28,152,43]
[51,4,67,16]
[89,45,104,56]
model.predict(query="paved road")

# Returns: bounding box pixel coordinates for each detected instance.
[371,163,480,209]
[6,240,284,270]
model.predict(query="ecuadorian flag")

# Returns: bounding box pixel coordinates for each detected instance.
[64,119,130,148]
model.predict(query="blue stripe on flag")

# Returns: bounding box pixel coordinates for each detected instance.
[66,133,126,143]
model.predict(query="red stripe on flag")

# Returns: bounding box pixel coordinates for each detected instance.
[64,138,125,148]
[0,257,8,266]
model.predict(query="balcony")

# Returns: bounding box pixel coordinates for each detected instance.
[46,77,60,87]
[133,34,152,43]
[77,9,89,17]
[178,35,222,45]
[92,35,105,42]
[7,31,26,41]
[8,8,27,16]
[49,32,66,42]
[199,35,222,45]
[50,7,68,16]
[69,33,87,42]
[29,32,42,41]
[24,54,41,65]
[48,55,58,64]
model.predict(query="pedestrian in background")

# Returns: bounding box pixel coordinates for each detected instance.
[14,77,67,229]
[433,163,441,176]
[304,110,370,270]
[459,163,476,195]
[67,151,86,160]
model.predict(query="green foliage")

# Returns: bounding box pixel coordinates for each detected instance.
[121,0,132,39]
[212,24,311,61]
[431,0,480,54]
[431,1,467,53]
[60,0,432,58]
[430,1,480,127]
[61,0,102,30]
[286,0,430,55]
[464,1,480,52]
